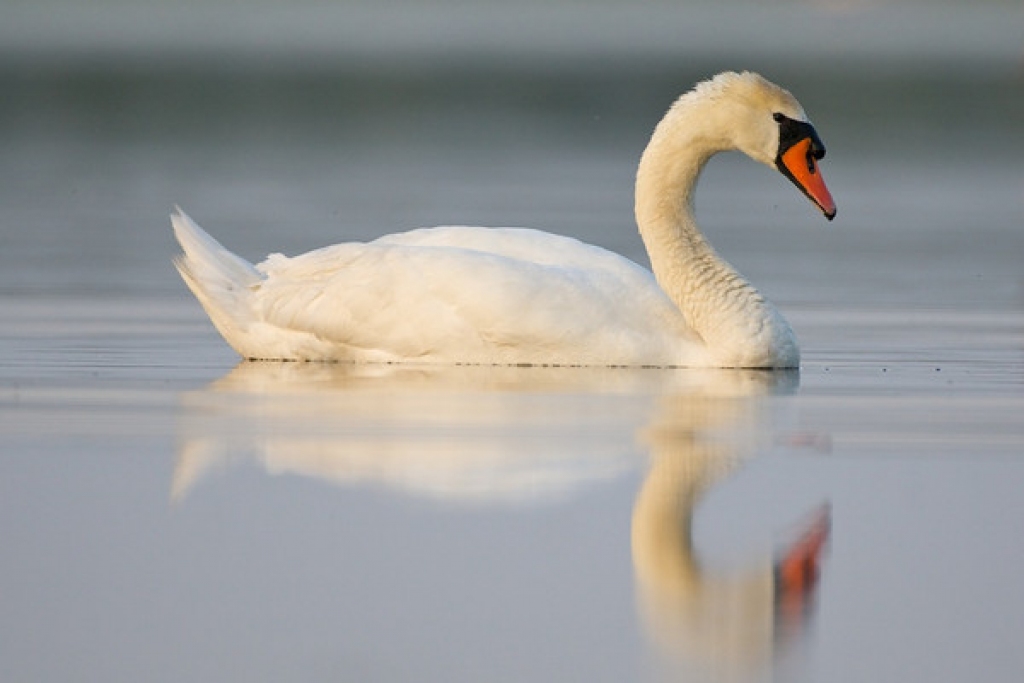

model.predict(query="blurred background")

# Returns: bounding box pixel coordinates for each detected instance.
[1,4,1023,682]
[1,0,1021,310]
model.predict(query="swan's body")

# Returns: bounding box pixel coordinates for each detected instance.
[173,71,835,368]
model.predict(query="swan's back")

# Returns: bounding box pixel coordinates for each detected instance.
[375,225,632,271]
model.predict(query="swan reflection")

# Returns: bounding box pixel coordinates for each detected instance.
[174,362,672,502]
[634,387,828,680]
[176,362,825,679]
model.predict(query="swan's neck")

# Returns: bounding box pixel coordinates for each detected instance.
[635,103,797,367]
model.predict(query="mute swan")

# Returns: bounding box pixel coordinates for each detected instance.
[172,71,835,368]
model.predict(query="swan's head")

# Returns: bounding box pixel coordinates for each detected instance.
[681,72,837,220]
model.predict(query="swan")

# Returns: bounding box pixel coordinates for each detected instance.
[172,71,835,368]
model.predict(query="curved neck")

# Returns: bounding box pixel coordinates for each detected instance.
[634,103,795,367]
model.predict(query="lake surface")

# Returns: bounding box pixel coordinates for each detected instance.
[1,3,1023,681]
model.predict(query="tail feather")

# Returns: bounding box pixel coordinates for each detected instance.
[171,207,262,354]
[171,207,260,288]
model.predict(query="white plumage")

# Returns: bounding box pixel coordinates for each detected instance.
[173,71,834,368]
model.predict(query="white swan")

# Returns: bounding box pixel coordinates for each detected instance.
[172,71,835,368]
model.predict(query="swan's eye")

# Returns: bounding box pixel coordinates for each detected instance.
[805,141,827,172]
[773,112,786,123]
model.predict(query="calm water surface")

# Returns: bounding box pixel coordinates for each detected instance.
[3,299,1022,682]
[1,8,1023,680]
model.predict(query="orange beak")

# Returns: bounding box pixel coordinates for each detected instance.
[779,138,836,221]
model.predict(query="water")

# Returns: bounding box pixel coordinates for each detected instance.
[2,2,1024,681]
